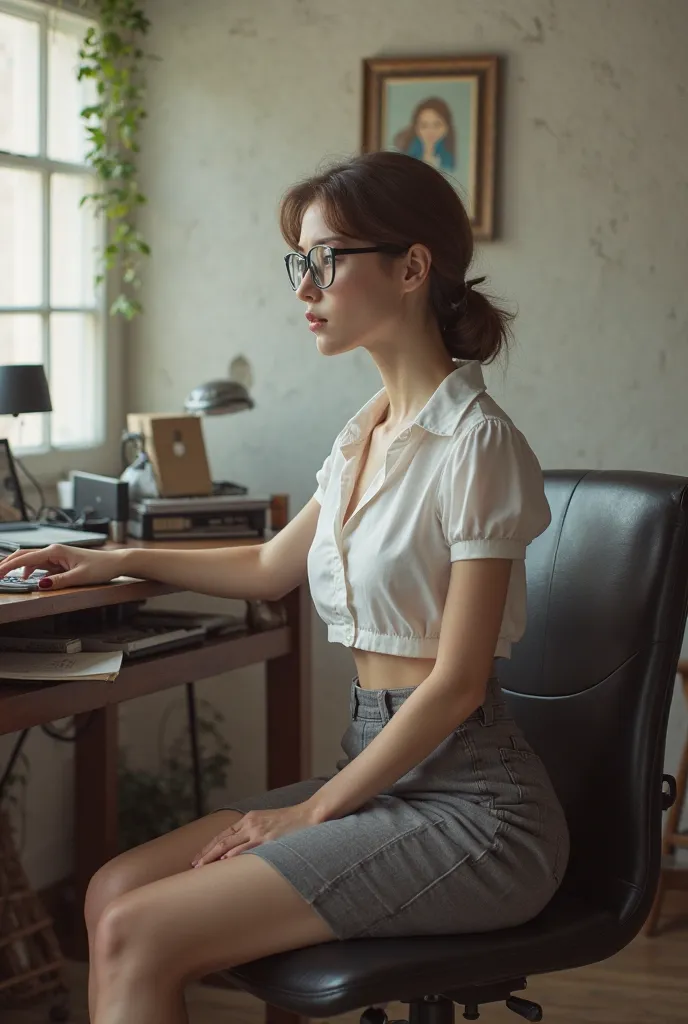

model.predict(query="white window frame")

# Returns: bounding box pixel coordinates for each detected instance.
[0,0,125,484]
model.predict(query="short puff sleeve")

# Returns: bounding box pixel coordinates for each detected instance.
[437,416,551,561]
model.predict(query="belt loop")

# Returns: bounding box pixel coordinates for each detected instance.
[350,679,359,719]
[480,698,494,727]
[377,689,391,724]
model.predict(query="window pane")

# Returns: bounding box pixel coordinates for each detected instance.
[51,174,99,307]
[0,167,42,307]
[0,11,39,157]
[0,315,45,451]
[47,14,96,164]
[50,313,99,447]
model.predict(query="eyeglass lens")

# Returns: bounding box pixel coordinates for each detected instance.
[286,245,334,289]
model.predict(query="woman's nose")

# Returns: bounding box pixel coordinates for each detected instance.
[295,269,320,302]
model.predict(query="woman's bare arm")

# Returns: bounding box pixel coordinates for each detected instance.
[0,497,322,600]
[119,496,321,600]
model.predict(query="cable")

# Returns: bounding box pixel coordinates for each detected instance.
[37,504,75,525]
[14,455,46,514]
[40,711,97,744]
[0,728,31,804]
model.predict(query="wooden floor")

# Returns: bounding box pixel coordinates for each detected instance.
[3,912,688,1024]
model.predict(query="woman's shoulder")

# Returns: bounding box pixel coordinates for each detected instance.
[446,392,543,473]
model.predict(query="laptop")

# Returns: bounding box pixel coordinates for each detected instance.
[0,438,107,550]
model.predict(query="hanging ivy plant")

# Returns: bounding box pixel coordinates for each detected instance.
[71,0,152,319]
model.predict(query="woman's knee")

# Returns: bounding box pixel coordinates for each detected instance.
[84,854,146,936]
[92,890,143,967]
[83,811,244,936]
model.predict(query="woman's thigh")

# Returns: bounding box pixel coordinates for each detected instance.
[85,810,243,927]
[95,854,337,982]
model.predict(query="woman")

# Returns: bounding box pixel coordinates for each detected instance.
[0,151,569,1024]
[393,97,456,171]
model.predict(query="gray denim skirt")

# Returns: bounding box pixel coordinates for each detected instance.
[214,669,570,941]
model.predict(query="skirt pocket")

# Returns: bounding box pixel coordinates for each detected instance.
[495,739,547,837]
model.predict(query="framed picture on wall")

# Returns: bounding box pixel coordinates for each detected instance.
[362,55,499,240]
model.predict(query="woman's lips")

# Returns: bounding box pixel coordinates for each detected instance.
[306,312,327,331]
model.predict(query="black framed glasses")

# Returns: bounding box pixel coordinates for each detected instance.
[284,244,408,291]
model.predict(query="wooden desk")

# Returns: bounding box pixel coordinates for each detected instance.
[0,539,312,984]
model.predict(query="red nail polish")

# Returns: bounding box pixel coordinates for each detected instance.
[38,578,53,589]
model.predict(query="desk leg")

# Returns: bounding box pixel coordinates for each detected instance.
[266,584,312,788]
[73,704,119,959]
[265,585,311,1024]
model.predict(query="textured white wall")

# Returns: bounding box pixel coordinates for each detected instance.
[4,0,688,888]
[129,0,688,788]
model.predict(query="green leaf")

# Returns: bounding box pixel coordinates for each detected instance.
[110,294,143,319]
[114,222,132,242]
[72,0,152,318]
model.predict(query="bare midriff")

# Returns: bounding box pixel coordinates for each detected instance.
[352,648,436,691]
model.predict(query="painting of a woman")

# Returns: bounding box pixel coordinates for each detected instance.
[362,56,498,238]
[393,97,456,172]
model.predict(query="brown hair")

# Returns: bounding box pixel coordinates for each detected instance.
[280,151,513,363]
[393,97,456,164]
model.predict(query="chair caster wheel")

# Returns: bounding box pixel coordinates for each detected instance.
[361,1009,388,1024]
[463,1007,480,1021]
[506,996,543,1022]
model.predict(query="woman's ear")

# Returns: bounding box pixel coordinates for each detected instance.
[401,243,432,295]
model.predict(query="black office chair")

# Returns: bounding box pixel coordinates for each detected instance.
[221,470,688,1022]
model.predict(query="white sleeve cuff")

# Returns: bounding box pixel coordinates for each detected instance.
[449,538,527,561]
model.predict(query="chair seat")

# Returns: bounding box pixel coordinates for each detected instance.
[221,889,620,1017]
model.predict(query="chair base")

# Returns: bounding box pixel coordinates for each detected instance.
[361,984,543,1024]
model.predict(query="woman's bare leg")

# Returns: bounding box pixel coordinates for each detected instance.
[84,810,243,1021]
[92,852,336,1024]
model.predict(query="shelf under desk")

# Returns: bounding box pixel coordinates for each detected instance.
[0,627,292,732]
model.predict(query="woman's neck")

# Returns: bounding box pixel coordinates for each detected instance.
[371,332,457,433]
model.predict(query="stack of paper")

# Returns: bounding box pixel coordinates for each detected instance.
[0,651,123,683]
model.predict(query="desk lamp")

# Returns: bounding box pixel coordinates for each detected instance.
[183,378,254,416]
[183,376,255,495]
[0,364,52,418]
[0,364,53,511]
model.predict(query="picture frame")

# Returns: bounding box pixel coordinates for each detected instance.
[362,55,499,240]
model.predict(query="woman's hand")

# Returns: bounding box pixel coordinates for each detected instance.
[191,804,319,867]
[0,544,127,590]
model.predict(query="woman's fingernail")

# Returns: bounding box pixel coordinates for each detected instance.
[38,578,53,589]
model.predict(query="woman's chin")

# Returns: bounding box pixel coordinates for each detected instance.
[316,333,349,357]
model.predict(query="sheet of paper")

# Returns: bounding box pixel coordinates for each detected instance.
[0,650,124,681]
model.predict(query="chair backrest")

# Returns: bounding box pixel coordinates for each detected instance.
[498,470,688,931]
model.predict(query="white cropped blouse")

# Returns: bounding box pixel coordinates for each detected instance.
[307,360,551,660]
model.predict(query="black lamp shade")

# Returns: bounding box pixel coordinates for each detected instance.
[0,364,53,416]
